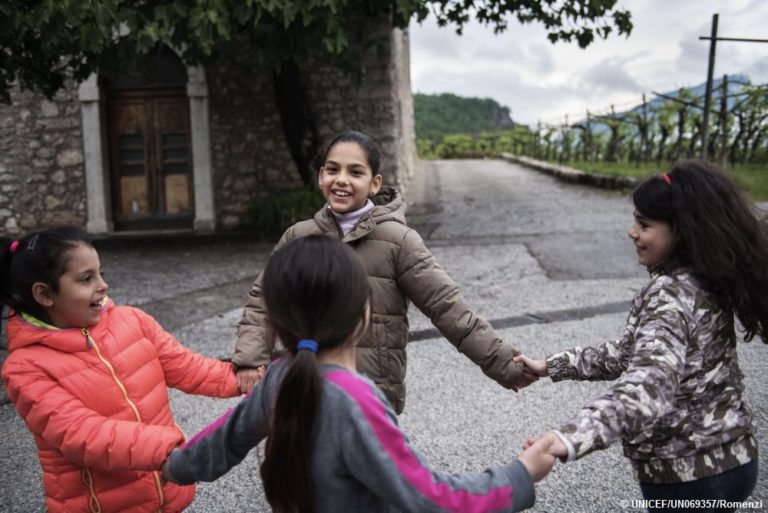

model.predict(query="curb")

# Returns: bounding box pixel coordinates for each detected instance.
[500,154,768,219]
[500,153,640,190]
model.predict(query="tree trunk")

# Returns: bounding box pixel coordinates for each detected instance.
[688,118,702,157]
[272,60,319,186]
[730,112,745,164]
[675,109,686,160]
[656,128,669,164]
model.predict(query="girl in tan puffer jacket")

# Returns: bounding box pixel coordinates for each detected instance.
[232,131,536,413]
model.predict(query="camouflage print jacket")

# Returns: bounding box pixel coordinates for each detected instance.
[547,267,757,484]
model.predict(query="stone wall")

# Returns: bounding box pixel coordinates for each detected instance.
[0,83,86,235]
[307,27,417,192]
[209,26,418,229]
[206,51,300,229]
[0,25,417,235]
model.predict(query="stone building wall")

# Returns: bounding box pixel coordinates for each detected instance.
[0,25,417,235]
[0,83,87,236]
[209,26,418,229]
[206,52,300,229]
[308,27,417,193]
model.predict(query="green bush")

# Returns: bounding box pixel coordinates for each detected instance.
[417,138,439,159]
[439,134,481,158]
[244,187,326,233]
[418,128,536,160]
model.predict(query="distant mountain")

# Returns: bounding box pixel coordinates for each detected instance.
[414,93,516,141]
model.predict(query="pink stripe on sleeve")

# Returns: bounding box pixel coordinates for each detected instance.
[324,370,513,513]
[183,407,236,448]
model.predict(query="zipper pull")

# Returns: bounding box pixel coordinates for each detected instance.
[82,328,92,349]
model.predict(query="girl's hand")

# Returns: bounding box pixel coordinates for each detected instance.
[235,366,265,394]
[511,366,540,392]
[523,432,568,460]
[518,435,558,482]
[513,354,549,378]
[161,454,178,485]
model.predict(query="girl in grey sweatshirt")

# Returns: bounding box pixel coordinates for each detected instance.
[163,236,554,512]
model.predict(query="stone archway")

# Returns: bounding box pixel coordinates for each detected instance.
[78,49,215,233]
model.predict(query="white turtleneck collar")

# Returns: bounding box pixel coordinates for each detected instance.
[330,199,375,236]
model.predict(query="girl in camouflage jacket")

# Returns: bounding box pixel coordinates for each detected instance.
[517,160,767,509]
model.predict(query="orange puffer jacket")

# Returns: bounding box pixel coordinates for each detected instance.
[2,300,239,513]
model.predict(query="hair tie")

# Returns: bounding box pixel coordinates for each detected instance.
[9,240,19,254]
[297,339,318,353]
[660,173,672,186]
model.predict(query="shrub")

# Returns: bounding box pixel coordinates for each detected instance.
[244,187,326,233]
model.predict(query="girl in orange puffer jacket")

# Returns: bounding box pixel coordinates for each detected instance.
[1,227,239,513]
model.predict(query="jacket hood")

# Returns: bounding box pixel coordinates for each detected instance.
[6,298,116,353]
[369,186,406,225]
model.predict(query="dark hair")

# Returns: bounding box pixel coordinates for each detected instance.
[632,159,768,342]
[321,130,381,175]
[259,236,370,513]
[0,227,92,320]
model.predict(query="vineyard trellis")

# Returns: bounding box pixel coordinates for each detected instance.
[417,13,768,172]
[417,78,767,169]
[509,77,768,168]
[698,12,768,159]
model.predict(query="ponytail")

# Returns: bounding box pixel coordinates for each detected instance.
[258,236,370,512]
[260,344,320,513]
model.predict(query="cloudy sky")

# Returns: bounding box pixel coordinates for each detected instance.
[409,0,767,126]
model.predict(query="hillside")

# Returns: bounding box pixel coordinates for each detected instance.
[414,93,515,141]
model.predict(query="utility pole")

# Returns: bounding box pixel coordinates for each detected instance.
[700,13,718,160]
[698,14,768,161]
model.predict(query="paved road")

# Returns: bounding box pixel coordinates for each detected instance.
[1,159,765,512]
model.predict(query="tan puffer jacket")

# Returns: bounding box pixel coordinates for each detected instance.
[232,187,523,413]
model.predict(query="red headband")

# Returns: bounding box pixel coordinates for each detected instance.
[660,173,672,186]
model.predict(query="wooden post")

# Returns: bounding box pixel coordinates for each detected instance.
[562,114,569,162]
[641,93,649,163]
[536,120,541,159]
[701,13,719,159]
[585,110,592,162]
[719,74,729,166]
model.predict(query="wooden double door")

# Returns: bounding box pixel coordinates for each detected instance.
[107,89,194,230]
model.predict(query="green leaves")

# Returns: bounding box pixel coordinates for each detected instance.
[424,0,632,48]
[1,0,633,103]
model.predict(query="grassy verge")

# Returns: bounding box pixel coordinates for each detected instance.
[551,160,768,201]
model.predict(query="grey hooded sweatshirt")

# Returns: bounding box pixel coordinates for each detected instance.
[167,357,535,513]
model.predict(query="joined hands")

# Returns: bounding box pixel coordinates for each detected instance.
[511,353,548,392]
[235,366,266,394]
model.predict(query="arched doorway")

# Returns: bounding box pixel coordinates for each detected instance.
[104,45,194,230]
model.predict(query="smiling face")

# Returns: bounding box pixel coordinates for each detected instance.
[318,141,382,213]
[628,210,676,267]
[36,244,109,329]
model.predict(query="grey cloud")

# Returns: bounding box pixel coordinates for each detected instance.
[409,20,465,60]
[465,29,528,62]
[581,57,644,93]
